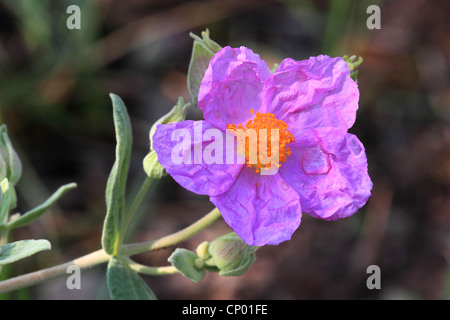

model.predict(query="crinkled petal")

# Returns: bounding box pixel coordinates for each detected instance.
[198,46,271,130]
[279,128,372,220]
[262,55,359,136]
[153,120,243,196]
[210,167,302,246]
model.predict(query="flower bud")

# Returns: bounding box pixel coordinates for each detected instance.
[208,232,258,277]
[195,241,210,260]
[143,150,165,179]
[0,125,22,186]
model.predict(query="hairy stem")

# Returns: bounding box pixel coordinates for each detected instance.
[122,257,179,275]
[0,249,110,294]
[116,176,153,249]
[120,207,222,256]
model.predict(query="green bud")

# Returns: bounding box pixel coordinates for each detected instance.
[0,125,22,186]
[149,97,190,150]
[143,150,165,179]
[196,241,210,260]
[187,29,222,104]
[208,232,258,277]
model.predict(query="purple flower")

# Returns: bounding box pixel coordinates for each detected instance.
[153,46,373,246]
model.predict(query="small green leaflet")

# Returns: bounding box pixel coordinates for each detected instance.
[0,239,51,266]
[187,30,222,105]
[107,257,157,300]
[168,248,205,283]
[102,94,132,255]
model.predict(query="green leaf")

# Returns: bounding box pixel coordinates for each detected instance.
[5,183,77,229]
[0,239,51,266]
[107,256,157,300]
[168,248,205,283]
[0,179,11,225]
[102,94,133,255]
[187,30,222,104]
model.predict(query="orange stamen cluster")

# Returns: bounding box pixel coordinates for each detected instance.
[227,109,295,173]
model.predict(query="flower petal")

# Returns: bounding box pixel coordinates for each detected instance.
[198,46,271,130]
[152,120,243,196]
[279,128,372,220]
[210,167,302,246]
[262,55,359,136]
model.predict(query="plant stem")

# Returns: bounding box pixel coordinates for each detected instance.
[116,176,153,249]
[0,207,222,294]
[122,257,178,276]
[0,249,110,294]
[120,207,222,257]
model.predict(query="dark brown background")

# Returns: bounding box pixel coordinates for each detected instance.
[0,0,449,299]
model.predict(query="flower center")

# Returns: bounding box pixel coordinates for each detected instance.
[227,109,295,173]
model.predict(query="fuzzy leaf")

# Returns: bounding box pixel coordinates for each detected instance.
[102,94,133,255]
[107,257,157,300]
[0,239,51,266]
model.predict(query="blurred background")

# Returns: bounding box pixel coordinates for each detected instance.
[0,0,449,300]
